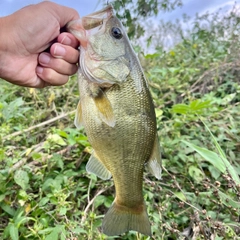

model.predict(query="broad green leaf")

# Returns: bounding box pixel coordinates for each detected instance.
[39,197,49,206]
[172,100,212,115]
[59,206,67,216]
[188,165,204,183]
[94,195,106,208]
[0,194,5,202]
[155,108,163,118]
[45,228,58,240]
[182,140,240,184]
[9,223,19,240]
[72,227,87,234]
[14,170,29,190]
[47,133,66,146]
[220,93,236,105]
[218,191,240,209]
[0,202,16,216]
[183,141,225,172]
[172,104,189,114]
[173,191,186,201]
[208,165,221,179]
[46,225,65,240]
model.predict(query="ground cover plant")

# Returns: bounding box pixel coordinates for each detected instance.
[0,3,240,240]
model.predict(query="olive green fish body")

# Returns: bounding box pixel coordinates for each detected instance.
[80,68,156,200]
[67,5,161,236]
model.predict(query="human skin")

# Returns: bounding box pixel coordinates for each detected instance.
[0,1,80,88]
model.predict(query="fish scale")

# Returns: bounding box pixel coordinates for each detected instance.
[67,4,162,237]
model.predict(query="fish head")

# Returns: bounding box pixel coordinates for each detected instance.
[67,5,132,87]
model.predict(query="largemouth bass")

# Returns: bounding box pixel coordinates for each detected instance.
[67,5,161,237]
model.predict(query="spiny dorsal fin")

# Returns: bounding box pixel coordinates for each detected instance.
[93,89,116,127]
[147,134,162,180]
[74,100,83,129]
[86,151,112,180]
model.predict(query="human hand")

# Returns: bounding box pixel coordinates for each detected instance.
[0,2,80,88]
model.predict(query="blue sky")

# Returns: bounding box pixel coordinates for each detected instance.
[0,0,101,17]
[0,0,238,19]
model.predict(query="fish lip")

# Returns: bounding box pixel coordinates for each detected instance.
[66,4,114,34]
[66,5,114,48]
[82,4,114,21]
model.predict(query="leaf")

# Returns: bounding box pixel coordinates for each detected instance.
[172,104,190,114]
[182,140,240,184]
[14,170,29,190]
[47,134,66,146]
[172,100,212,115]
[218,191,240,209]
[72,227,87,234]
[9,223,19,240]
[59,206,67,215]
[173,192,186,201]
[220,93,236,105]
[208,165,221,179]
[39,197,49,207]
[45,228,58,240]
[188,165,204,183]
[46,225,65,240]
[0,202,16,216]
[155,109,163,118]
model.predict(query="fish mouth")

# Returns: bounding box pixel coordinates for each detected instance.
[66,5,114,47]
[67,5,120,86]
[81,5,113,30]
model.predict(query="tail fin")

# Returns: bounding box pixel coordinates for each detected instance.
[102,201,151,236]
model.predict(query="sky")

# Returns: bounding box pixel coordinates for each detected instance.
[0,0,101,17]
[0,0,239,18]
[0,0,239,51]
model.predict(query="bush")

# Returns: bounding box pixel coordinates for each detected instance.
[0,5,240,240]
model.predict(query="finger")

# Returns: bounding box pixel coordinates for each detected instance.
[50,43,79,64]
[58,32,79,48]
[38,52,78,75]
[36,66,70,86]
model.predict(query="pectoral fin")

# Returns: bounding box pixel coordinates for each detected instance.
[93,89,116,127]
[86,151,112,180]
[147,134,162,179]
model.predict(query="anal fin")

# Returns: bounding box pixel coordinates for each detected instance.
[147,134,162,179]
[86,151,112,180]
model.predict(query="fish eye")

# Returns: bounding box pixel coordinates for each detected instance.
[111,27,123,39]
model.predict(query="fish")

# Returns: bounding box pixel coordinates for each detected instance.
[67,5,162,237]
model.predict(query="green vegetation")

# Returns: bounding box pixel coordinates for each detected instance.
[1,3,240,240]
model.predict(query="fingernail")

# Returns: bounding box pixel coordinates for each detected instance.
[54,45,66,57]
[61,35,72,45]
[36,66,43,74]
[39,53,50,64]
